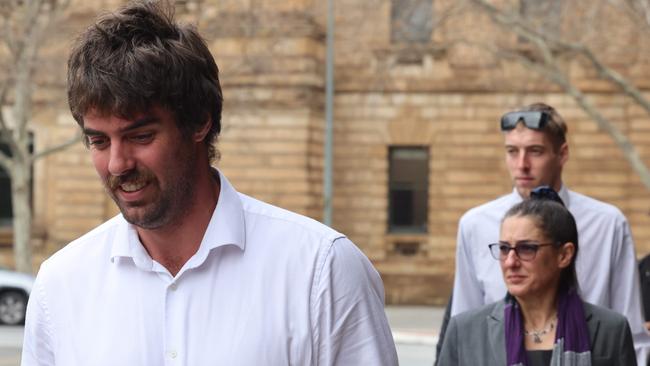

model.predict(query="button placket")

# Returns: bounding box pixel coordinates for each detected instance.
[164,280,182,365]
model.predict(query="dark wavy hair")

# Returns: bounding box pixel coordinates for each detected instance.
[67,0,223,162]
[503,197,579,292]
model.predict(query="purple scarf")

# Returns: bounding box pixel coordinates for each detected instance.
[505,287,591,365]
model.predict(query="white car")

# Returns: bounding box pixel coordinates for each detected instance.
[0,267,34,325]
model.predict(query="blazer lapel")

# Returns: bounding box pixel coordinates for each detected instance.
[584,303,598,347]
[488,301,507,366]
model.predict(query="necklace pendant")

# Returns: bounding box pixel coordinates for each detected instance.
[533,334,542,343]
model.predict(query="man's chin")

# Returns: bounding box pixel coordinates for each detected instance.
[110,192,148,209]
[515,186,533,198]
[117,202,171,229]
[118,204,146,222]
[121,211,164,229]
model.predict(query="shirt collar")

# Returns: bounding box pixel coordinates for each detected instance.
[109,168,246,268]
[109,216,153,268]
[557,184,570,207]
[194,169,247,253]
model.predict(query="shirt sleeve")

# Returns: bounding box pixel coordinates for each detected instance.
[21,271,55,366]
[310,237,398,366]
[612,218,650,364]
[450,217,484,316]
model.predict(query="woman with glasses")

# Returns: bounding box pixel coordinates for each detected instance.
[438,190,636,366]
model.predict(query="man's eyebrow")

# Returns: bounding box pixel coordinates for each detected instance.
[504,144,545,149]
[82,127,103,137]
[82,116,160,136]
[123,116,161,131]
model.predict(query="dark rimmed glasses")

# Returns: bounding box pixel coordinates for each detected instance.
[488,242,556,261]
[500,111,551,131]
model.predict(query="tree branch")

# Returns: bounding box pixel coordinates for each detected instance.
[470,0,650,116]
[577,45,650,116]
[30,132,82,163]
[558,75,650,190]
[468,0,650,191]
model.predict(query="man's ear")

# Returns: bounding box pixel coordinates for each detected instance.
[558,142,569,166]
[193,118,212,142]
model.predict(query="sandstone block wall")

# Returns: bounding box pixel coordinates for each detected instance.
[9,0,650,305]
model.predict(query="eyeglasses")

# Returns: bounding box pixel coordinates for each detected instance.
[488,242,556,261]
[500,111,551,131]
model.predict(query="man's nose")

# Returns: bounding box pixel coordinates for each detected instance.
[517,151,530,170]
[107,143,135,176]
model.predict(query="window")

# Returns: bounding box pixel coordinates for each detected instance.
[0,154,10,227]
[0,137,34,227]
[390,0,433,43]
[388,146,429,233]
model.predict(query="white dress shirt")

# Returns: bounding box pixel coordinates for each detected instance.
[21,171,398,366]
[451,185,650,363]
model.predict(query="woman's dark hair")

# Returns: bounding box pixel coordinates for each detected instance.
[503,192,579,292]
[67,0,222,162]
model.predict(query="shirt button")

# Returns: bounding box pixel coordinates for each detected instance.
[169,350,177,359]
[170,283,178,291]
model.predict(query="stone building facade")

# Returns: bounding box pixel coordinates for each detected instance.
[8,0,650,304]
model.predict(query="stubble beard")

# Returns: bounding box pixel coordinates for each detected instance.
[105,150,198,230]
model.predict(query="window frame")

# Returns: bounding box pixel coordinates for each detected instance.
[387,145,430,234]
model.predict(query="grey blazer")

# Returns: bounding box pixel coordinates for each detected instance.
[437,300,636,366]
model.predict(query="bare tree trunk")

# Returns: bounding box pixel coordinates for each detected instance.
[10,158,31,273]
[6,0,39,274]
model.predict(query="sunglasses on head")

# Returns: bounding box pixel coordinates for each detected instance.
[500,111,551,131]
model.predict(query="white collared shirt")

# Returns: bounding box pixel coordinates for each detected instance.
[21,171,398,366]
[451,185,650,363]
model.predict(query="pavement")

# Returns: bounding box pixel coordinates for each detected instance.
[0,326,22,366]
[386,305,444,366]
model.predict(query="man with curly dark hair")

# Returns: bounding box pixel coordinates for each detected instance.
[21,2,398,365]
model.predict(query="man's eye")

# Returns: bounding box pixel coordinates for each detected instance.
[505,148,517,154]
[130,133,154,143]
[87,137,108,148]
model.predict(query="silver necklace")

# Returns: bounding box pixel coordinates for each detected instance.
[524,318,556,344]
